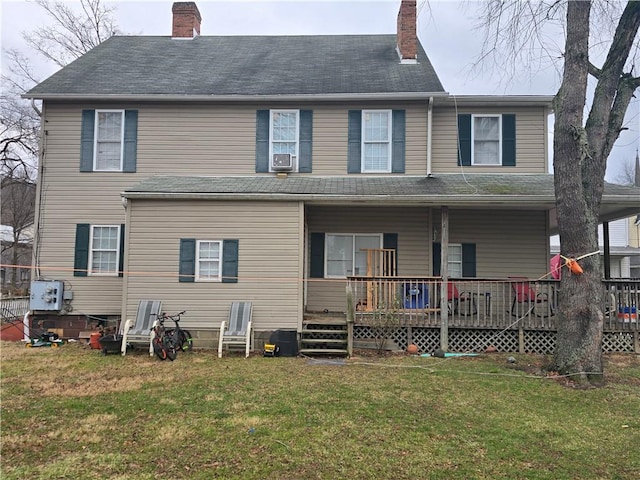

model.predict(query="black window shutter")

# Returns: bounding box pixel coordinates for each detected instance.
[80,110,95,172]
[457,114,472,166]
[74,224,90,277]
[222,239,239,283]
[502,114,516,166]
[179,239,196,283]
[391,110,405,173]
[347,110,362,174]
[118,224,125,277]
[123,110,138,173]
[299,110,313,173]
[383,233,398,276]
[310,233,325,278]
[255,110,270,173]
[462,243,476,277]
[432,242,441,276]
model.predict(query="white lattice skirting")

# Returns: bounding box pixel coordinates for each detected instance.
[353,326,638,354]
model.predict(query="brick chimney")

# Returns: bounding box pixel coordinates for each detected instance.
[397,0,417,62]
[172,2,201,38]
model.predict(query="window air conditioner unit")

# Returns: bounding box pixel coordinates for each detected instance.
[271,153,295,172]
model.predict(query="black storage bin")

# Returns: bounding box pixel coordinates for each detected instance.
[98,334,123,355]
[269,329,299,357]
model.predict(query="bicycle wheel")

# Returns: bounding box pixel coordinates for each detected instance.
[165,329,180,352]
[166,345,177,361]
[153,337,167,361]
[178,330,193,352]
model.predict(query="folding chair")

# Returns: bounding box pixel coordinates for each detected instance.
[509,278,553,318]
[447,283,477,316]
[218,302,253,358]
[120,300,162,356]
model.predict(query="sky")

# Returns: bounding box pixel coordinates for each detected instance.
[1,0,638,181]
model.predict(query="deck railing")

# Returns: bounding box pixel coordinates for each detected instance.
[347,277,639,332]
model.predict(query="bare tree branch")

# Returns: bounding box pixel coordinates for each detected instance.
[23,0,118,68]
[1,0,119,177]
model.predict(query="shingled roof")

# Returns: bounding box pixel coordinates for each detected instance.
[25,35,445,99]
[123,174,640,204]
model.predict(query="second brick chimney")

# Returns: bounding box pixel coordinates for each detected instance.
[397,0,417,62]
[172,2,201,38]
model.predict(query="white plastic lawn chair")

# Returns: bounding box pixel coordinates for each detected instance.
[218,302,253,358]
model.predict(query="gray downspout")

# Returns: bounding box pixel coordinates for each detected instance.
[427,96,433,176]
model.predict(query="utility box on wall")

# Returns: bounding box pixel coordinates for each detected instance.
[30,280,64,311]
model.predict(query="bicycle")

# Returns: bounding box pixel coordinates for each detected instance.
[163,310,193,353]
[152,313,176,361]
[152,311,192,361]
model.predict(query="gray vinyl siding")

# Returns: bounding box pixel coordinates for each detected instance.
[33,105,134,315]
[123,200,303,332]
[306,206,548,312]
[431,106,549,174]
[42,102,548,177]
[35,101,549,317]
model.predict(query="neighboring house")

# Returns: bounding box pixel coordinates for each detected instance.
[631,215,640,278]
[24,1,640,347]
[1,175,35,296]
[1,224,33,295]
[551,219,640,278]
[630,152,640,278]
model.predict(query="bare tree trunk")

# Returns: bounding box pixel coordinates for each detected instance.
[551,1,604,385]
[551,0,640,386]
[475,0,640,386]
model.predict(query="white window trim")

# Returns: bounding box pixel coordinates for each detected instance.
[471,114,502,166]
[93,109,125,172]
[88,225,120,276]
[324,233,383,279]
[361,110,392,173]
[269,109,299,173]
[195,240,222,282]
[448,243,463,278]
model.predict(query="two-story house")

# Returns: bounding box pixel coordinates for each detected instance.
[24,1,640,351]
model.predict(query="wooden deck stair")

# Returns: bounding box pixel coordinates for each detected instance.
[300,314,348,356]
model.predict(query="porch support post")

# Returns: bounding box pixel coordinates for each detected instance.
[440,206,449,352]
[603,221,610,279]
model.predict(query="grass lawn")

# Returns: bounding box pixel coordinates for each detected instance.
[1,341,639,480]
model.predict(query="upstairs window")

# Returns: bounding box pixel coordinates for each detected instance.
[270,110,299,167]
[362,110,392,172]
[255,110,313,173]
[348,110,405,174]
[457,114,516,167]
[81,109,138,173]
[472,115,501,165]
[95,110,124,171]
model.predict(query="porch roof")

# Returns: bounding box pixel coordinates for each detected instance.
[123,174,640,222]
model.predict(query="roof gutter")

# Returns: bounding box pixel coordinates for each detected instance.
[437,95,555,108]
[121,191,561,206]
[22,92,452,102]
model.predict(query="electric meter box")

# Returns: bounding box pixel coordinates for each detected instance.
[30,280,64,311]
